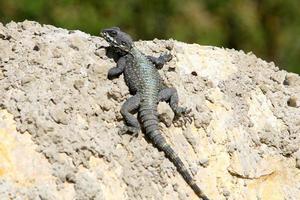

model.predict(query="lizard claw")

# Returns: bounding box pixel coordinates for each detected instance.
[162,53,173,62]
[118,125,141,138]
[173,107,193,127]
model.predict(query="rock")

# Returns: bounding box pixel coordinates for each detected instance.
[0,20,299,200]
[287,96,300,108]
[295,150,300,169]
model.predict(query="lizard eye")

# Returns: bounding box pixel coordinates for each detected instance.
[110,30,117,36]
[121,41,127,46]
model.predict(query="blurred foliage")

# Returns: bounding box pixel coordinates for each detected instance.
[0,0,299,74]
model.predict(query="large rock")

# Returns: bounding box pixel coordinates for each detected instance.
[0,20,299,200]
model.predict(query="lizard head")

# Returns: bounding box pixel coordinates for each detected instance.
[100,27,133,52]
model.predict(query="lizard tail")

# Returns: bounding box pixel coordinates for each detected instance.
[139,107,210,200]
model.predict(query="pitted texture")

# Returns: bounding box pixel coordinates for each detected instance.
[0,21,299,200]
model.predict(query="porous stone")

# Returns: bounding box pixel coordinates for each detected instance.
[0,20,299,200]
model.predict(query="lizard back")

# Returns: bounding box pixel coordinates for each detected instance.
[102,27,210,200]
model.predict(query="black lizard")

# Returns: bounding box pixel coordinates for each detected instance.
[101,27,209,200]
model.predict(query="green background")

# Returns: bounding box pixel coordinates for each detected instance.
[1,0,299,74]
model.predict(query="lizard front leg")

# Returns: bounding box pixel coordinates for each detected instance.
[147,53,172,69]
[107,56,126,80]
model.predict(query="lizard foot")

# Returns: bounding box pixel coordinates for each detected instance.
[118,125,141,138]
[162,53,173,62]
[173,107,193,127]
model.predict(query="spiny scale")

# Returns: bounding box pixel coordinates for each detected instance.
[102,27,209,199]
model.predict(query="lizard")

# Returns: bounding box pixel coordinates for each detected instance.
[100,27,210,200]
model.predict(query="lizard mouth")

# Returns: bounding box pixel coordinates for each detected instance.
[100,32,118,47]
[100,32,109,41]
[100,31,130,52]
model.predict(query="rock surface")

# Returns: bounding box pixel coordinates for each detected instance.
[0,20,299,200]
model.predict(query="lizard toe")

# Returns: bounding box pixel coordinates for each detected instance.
[118,125,140,136]
[173,107,193,126]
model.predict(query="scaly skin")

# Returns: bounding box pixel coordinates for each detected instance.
[101,27,209,200]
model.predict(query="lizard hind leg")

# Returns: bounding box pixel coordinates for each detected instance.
[158,87,192,124]
[119,94,141,137]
